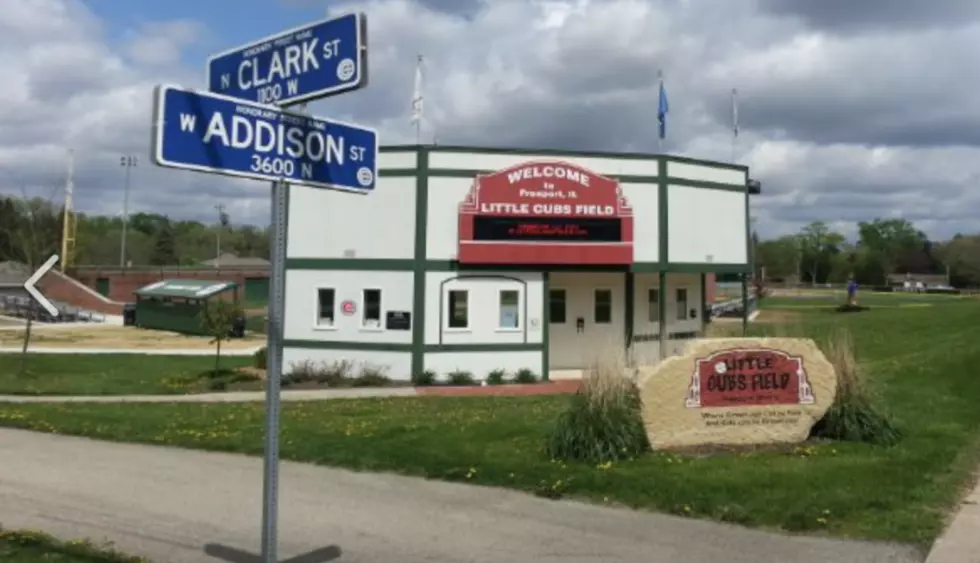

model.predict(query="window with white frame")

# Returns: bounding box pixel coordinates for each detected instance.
[447,289,469,329]
[316,288,336,327]
[498,289,520,329]
[676,288,688,320]
[362,289,382,328]
[648,288,660,322]
[594,289,612,324]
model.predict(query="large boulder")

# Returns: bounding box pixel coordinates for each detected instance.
[637,338,838,450]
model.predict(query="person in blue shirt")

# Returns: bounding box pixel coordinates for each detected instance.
[847,276,858,305]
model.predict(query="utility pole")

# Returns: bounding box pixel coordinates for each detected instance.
[214,204,225,268]
[119,155,138,268]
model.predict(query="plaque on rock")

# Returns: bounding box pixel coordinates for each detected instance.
[637,338,838,450]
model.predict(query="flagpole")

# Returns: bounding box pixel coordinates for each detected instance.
[412,54,424,145]
[657,70,665,154]
[731,87,738,163]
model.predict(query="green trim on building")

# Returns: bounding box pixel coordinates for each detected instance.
[658,157,669,264]
[665,177,747,193]
[379,168,419,177]
[541,271,550,381]
[411,148,430,378]
[624,271,635,358]
[284,258,742,274]
[286,258,415,271]
[282,339,541,354]
[699,273,707,333]
[658,270,668,360]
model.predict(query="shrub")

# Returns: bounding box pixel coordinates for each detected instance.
[252,346,267,369]
[447,369,477,386]
[352,363,393,387]
[513,368,538,384]
[485,368,507,385]
[546,351,651,463]
[412,369,438,386]
[282,359,355,387]
[811,328,902,446]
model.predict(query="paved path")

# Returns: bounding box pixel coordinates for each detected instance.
[925,475,980,563]
[0,347,261,356]
[0,428,922,563]
[0,387,419,403]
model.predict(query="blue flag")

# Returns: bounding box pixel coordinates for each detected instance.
[657,78,669,140]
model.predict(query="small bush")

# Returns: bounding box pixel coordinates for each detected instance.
[546,351,651,463]
[252,347,267,369]
[485,368,507,385]
[412,369,438,386]
[513,368,538,384]
[282,359,355,387]
[352,363,393,387]
[447,369,477,386]
[811,329,902,446]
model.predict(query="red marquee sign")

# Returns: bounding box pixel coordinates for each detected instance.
[457,161,634,264]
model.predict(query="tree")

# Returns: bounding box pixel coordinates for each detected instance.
[198,298,242,372]
[0,193,60,375]
[798,221,845,285]
[755,235,802,279]
[149,219,178,266]
[856,218,926,283]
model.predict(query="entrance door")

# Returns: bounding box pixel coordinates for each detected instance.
[548,272,625,370]
[95,277,110,297]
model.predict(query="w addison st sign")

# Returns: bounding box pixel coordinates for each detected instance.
[457,161,634,264]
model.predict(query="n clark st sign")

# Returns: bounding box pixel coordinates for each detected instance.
[457,161,635,265]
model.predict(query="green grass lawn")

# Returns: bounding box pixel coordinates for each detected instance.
[0,528,146,562]
[1,302,979,546]
[0,354,253,395]
[760,291,971,310]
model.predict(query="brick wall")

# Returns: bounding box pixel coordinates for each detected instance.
[37,271,124,315]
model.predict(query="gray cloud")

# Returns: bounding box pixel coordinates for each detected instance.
[2,0,980,242]
[758,0,980,32]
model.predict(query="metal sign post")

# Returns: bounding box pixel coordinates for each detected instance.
[261,178,288,563]
[151,12,372,562]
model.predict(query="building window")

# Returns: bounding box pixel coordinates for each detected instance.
[648,288,660,322]
[676,288,688,320]
[362,289,382,328]
[594,289,612,324]
[447,289,469,329]
[549,289,566,324]
[316,288,335,327]
[498,289,521,329]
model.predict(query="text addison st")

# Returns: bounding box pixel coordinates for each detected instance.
[458,162,635,264]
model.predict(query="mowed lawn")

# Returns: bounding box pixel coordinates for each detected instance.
[0,354,252,395]
[2,302,980,546]
[0,528,145,563]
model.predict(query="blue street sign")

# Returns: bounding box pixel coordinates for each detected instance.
[151,85,377,193]
[206,12,367,106]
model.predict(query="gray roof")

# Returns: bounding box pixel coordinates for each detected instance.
[0,261,30,286]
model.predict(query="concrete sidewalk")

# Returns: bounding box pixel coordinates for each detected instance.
[924,476,980,563]
[0,428,923,563]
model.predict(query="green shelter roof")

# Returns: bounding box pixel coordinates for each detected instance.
[134,279,237,299]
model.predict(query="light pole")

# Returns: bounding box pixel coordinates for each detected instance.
[119,155,138,267]
[214,204,225,267]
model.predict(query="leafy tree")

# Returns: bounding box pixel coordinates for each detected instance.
[198,298,242,372]
[755,235,802,279]
[150,220,178,266]
[798,221,845,285]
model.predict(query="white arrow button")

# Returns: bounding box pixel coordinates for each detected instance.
[24,254,59,318]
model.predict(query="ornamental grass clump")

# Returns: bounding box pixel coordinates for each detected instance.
[546,349,651,463]
[811,328,902,446]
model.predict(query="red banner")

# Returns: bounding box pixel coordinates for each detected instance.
[457,161,634,264]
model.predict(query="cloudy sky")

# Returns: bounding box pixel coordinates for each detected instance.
[1,0,978,240]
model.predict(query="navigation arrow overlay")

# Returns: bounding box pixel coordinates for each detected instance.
[24,254,59,317]
[204,543,341,563]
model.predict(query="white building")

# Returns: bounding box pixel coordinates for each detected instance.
[283,145,753,381]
